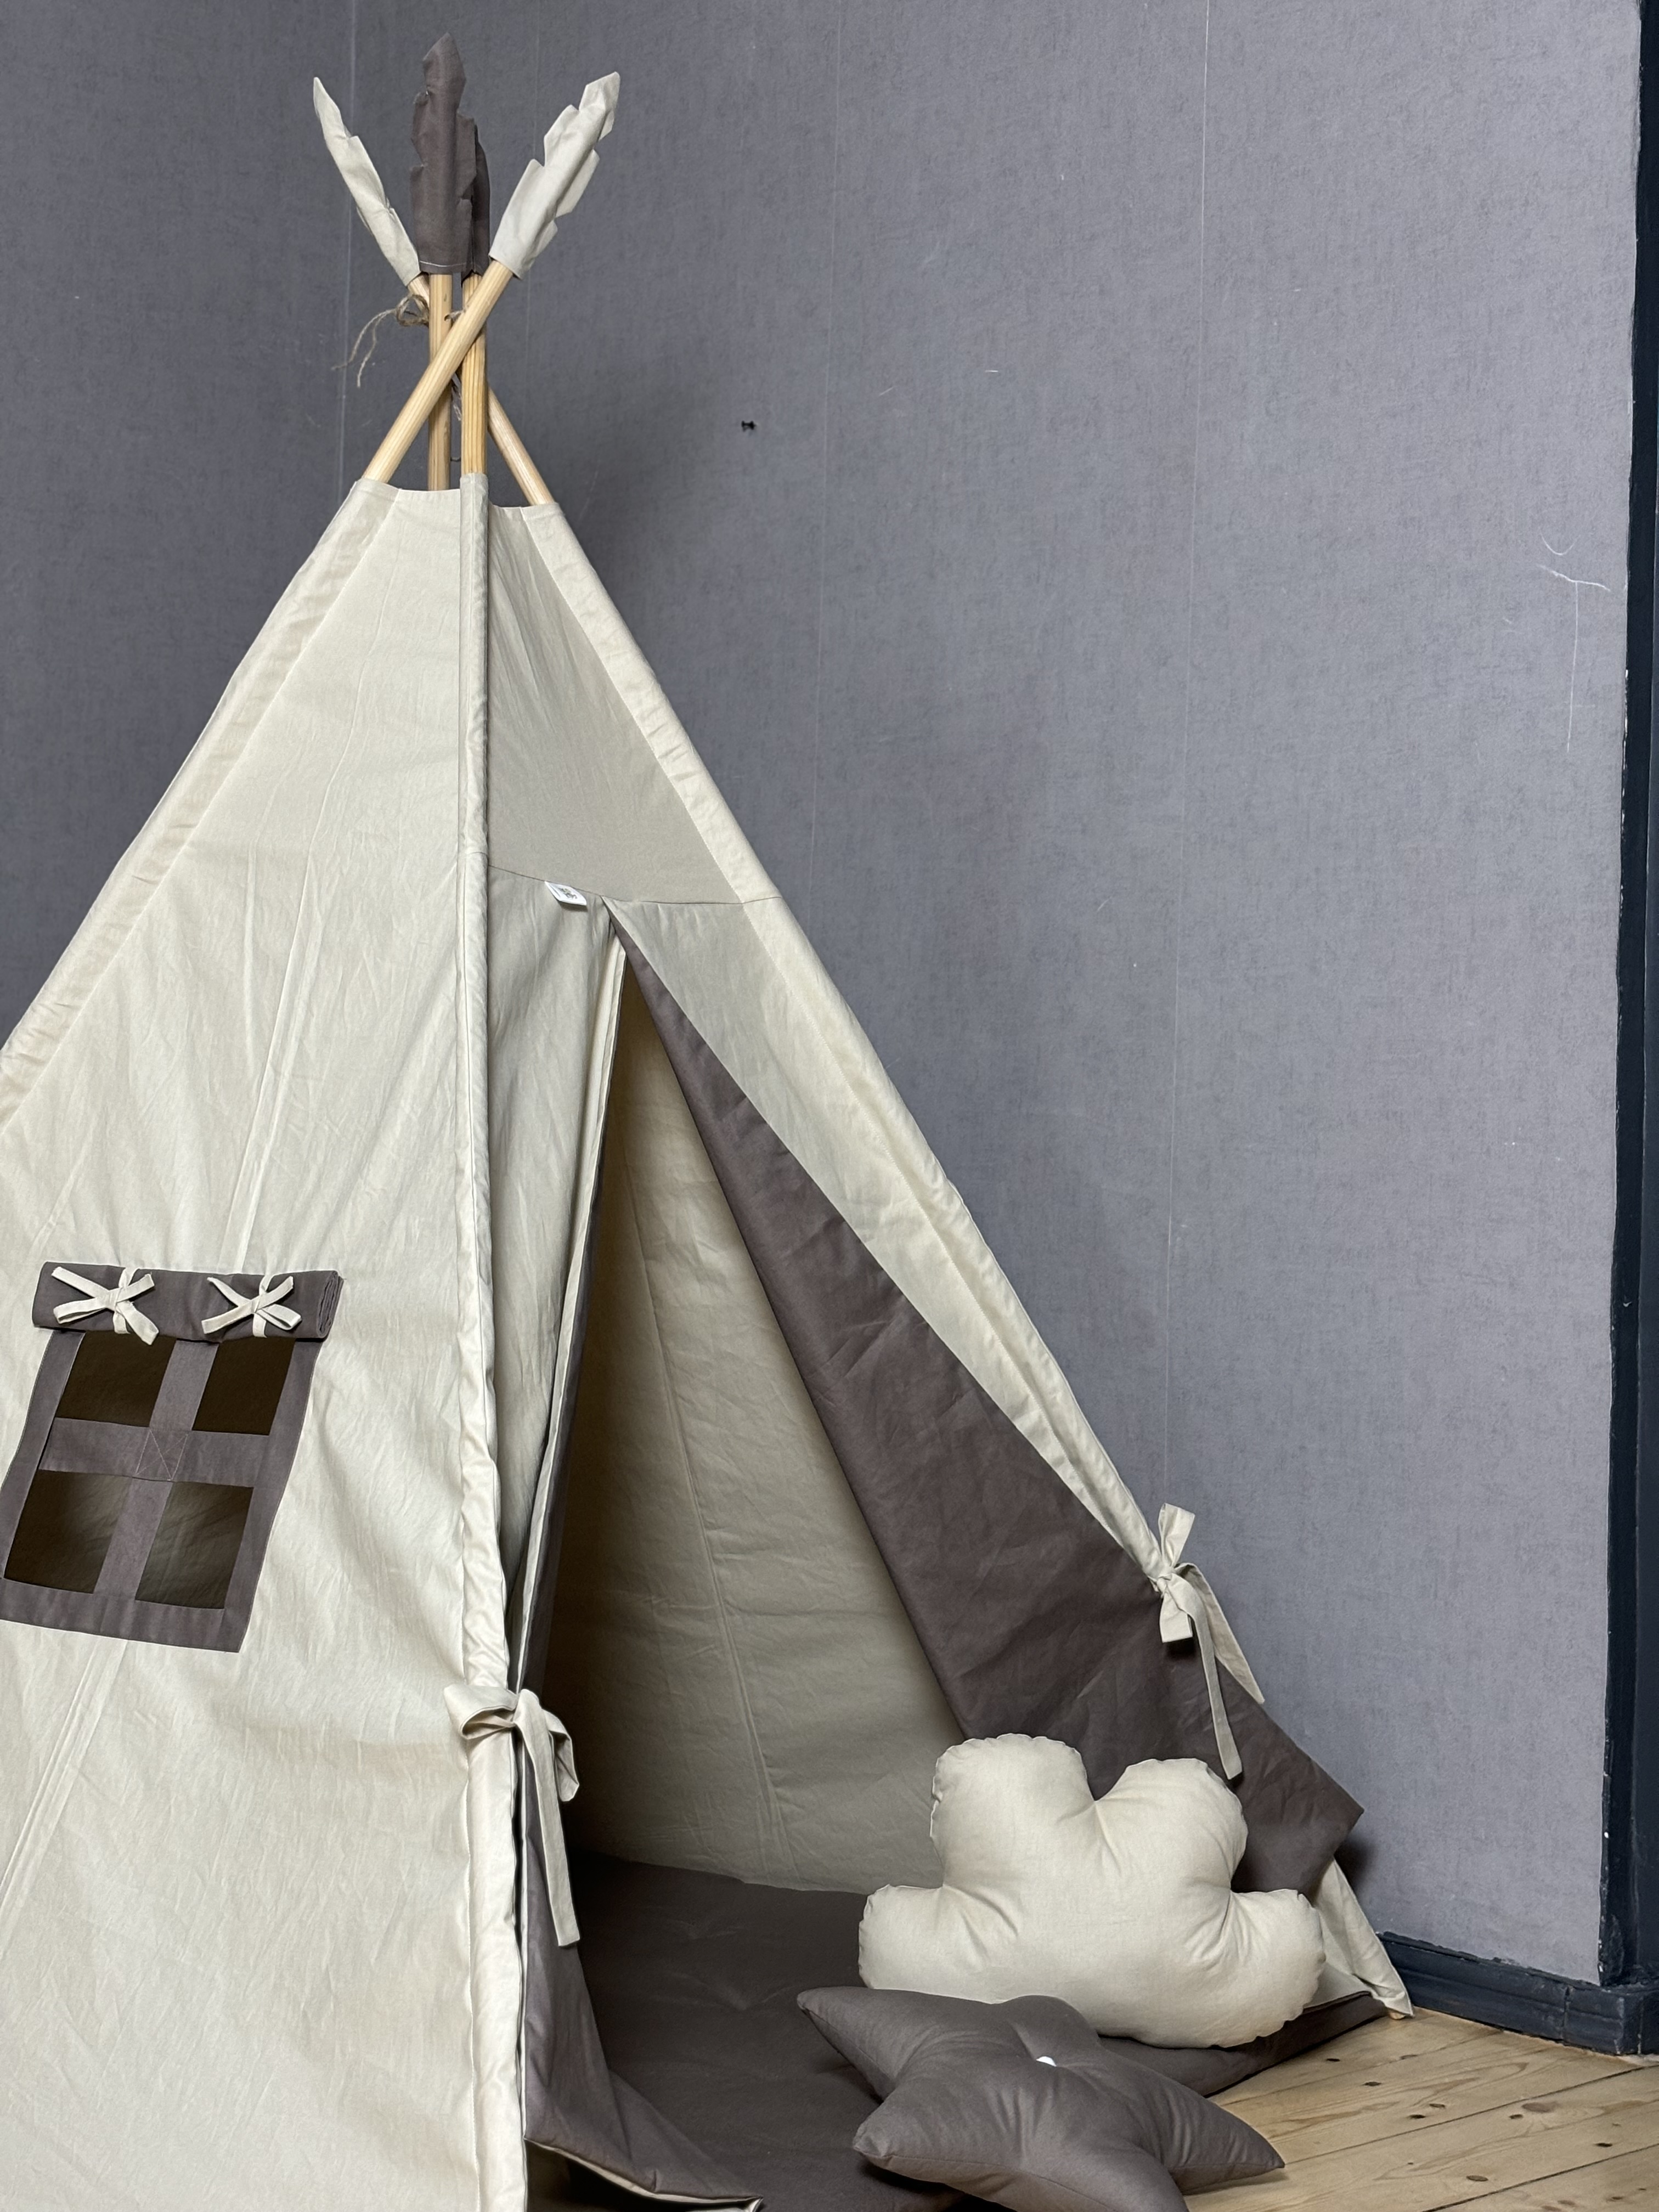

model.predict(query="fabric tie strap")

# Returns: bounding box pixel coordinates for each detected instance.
[447,1684,580,1944]
[51,1264,158,1345]
[1150,1505,1263,1785]
[203,1272,301,1338]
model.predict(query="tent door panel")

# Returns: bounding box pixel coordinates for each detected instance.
[510,926,623,1693]
[488,871,626,1616]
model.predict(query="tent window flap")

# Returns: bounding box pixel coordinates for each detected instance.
[0,1264,340,1651]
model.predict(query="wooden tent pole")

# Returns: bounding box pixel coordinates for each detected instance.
[372,265,551,506]
[459,273,488,477]
[364,257,513,483]
[426,272,454,488]
[487,390,553,505]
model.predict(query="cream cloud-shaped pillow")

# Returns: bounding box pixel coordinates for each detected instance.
[859,1739,1325,2048]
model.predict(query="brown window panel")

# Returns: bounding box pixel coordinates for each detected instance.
[5,1467,132,1591]
[136,1481,253,1610]
[193,1337,295,1437]
[55,1334,177,1428]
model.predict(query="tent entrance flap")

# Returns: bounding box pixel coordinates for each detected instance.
[486,869,628,1677]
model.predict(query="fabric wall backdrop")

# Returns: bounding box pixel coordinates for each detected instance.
[0,1,1638,1983]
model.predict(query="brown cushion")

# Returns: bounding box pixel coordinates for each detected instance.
[798,1986,1283,2212]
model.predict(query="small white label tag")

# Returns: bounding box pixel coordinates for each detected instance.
[544,881,588,910]
[1035,2056,1056,2067]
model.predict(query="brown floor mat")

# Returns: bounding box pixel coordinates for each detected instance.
[566,1852,1385,2210]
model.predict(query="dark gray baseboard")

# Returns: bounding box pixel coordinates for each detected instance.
[1383,1934,1659,2055]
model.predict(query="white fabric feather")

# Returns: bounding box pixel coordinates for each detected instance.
[490,74,619,280]
[313,77,421,287]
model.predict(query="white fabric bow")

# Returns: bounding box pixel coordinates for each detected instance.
[51,1264,158,1345]
[447,1684,580,1944]
[1151,1505,1263,1784]
[204,1273,301,1338]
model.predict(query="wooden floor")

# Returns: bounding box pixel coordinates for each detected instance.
[1198,2008,1659,2210]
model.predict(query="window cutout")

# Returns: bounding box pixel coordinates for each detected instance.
[56,1333,176,1427]
[136,1481,252,1609]
[194,1336,295,1437]
[6,1467,132,1590]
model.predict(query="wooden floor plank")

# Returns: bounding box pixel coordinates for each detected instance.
[1222,2013,1553,2113]
[1466,2144,1659,2208]
[1190,2066,1659,2212]
[1223,2042,1627,2163]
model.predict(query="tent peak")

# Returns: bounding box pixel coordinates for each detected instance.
[363,67,619,486]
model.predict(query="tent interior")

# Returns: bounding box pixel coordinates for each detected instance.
[529,966,964,2207]
[520,970,1381,2210]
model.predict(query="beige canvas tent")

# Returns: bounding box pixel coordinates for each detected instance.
[0,52,1404,2212]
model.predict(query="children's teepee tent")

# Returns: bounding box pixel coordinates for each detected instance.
[0,48,1404,2212]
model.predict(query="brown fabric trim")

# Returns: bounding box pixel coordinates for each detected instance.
[33,1264,340,1342]
[617,930,1359,1896]
[42,1418,288,1488]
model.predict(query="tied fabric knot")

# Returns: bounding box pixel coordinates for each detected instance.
[446,1684,580,1944]
[1151,1505,1263,1785]
[51,1264,158,1345]
[204,1272,301,1338]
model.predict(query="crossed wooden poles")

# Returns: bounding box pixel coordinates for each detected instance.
[315,38,616,503]
[386,265,552,503]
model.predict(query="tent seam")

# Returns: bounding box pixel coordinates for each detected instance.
[457,479,519,2212]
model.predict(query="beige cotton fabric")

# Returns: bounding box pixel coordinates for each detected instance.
[488,505,772,904]
[859,1743,1325,2047]
[547,975,960,1894]
[487,878,623,1595]
[0,483,521,2211]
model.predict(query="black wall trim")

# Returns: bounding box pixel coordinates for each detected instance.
[1605,0,1659,1991]
[1384,1936,1659,2057]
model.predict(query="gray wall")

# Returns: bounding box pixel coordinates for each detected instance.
[1,1,1640,1981]
[0,3,354,1010]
